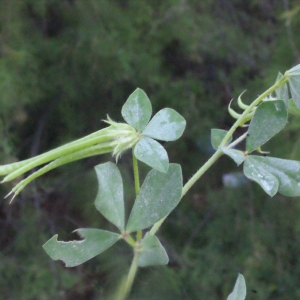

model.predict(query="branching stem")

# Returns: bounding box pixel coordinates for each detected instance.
[149,73,289,236]
[183,74,288,197]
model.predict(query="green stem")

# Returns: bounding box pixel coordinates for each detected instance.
[150,74,289,235]
[118,250,139,300]
[125,251,139,292]
[132,148,142,242]
[149,149,223,235]
[226,131,248,150]
[149,215,167,236]
[116,150,143,300]
[220,75,288,147]
[136,230,142,242]
[123,235,136,248]
[132,148,140,195]
[182,149,223,197]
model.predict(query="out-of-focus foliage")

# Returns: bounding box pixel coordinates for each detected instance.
[1,0,300,299]
[158,184,300,300]
[0,202,79,299]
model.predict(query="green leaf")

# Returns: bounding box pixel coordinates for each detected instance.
[43,229,120,267]
[94,162,125,231]
[211,129,232,150]
[288,99,300,116]
[138,234,169,267]
[243,155,300,197]
[142,108,186,141]
[121,88,152,131]
[287,64,300,75]
[126,164,182,232]
[246,100,287,153]
[221,147,246,165]
[287,64,300,109]
[275,72,289,106]
[243,156,278,196]
[288,80,300,109]
[227,274,246,300]
[134,137,169,173]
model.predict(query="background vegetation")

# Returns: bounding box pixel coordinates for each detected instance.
[1,0,300,299]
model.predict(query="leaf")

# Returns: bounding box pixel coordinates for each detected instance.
[246,100,287,153]
[126,164,182,232]
[121,88,152,131]
[287,64,300,75]
[288,79,300,109]
[211,129,232,150]
[43,229,120,267]
[142,108,186,141]
[243,155,300,197]
[134,137,169,173]
[243,156,278,196]
[221,147,246,165]
[288,99,300,116]
[138,234,169,267]
[227,274,246,300]
[94,162,125,231]
[287,64,300,109]
[275,72,289,106]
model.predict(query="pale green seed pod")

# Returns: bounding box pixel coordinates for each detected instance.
[2,117,141,201]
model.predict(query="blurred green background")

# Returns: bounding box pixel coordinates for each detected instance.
[1,0,300,299]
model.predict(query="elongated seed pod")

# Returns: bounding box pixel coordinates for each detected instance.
[2,118,140,200]
[0,127,110,176]
[2,132,115,183]
[9,143,113,200]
